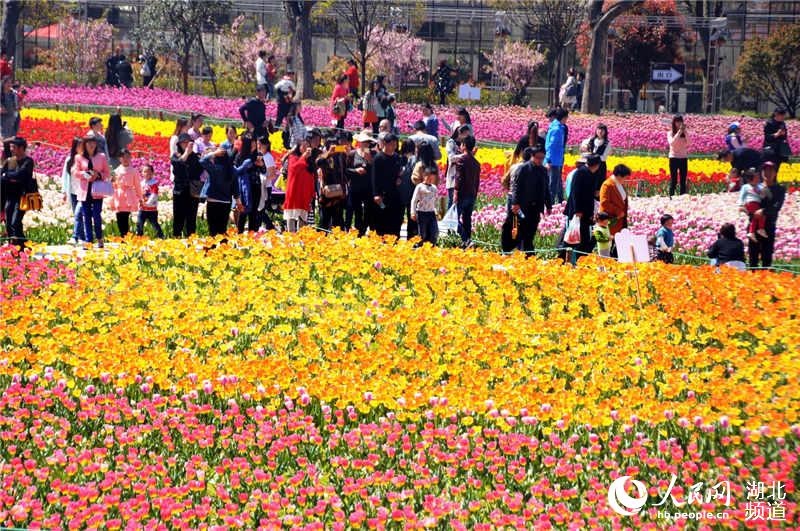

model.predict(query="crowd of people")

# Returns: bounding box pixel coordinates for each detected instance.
[0,49,791,271]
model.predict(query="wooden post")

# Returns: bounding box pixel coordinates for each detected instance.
[630,244,643,309]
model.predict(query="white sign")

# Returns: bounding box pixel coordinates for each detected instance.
[652,66,684,84]
[614,229,650,263]
[458,83,481,101]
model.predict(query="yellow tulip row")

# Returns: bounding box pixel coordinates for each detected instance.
[4,232,799,434]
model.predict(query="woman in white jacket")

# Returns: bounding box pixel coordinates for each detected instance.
[61,137,85,244]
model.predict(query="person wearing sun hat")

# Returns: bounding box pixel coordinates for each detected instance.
[725,122,745,151]
[346,129,377,236]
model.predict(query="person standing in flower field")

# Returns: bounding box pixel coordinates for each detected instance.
[654,214,675,263]
[87,116,109,159]
[667,115,689,197]
[111,149,141,238]
[274,70,296,127]
[62,137,85,245]
[255,50,268,90]
[593,212,612,258]
[410,165,440,246]
[749,161,786,269]
[763,108,790,173]
[137,163,164,238]
[346,59,359,100]
[283,129,320,233]
[239,84,269,138]
[560,154,601,264]
[171,133,202,238]
[1,137,34,248]
[445,125,471,209]
[510,147,551,256]
[201,146,242,237]
[73,132,111,248]
[371,133,404,237]
[453,134,481,248]
[544,107,568,204]
[330,74,350,131]
[187,114,204,141]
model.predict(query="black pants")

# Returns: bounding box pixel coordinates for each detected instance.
[207,201,231,236]
[438,92,446,105]
[116,212,131,237]
[3,194,25,246]
[668,157,688,196]
[143,75,154,88]
[416,211,438,244]
[236,183,261,233]
[349,188,372,236]
[402,203,418,239]
[374,201,403,237]
[173,192,199,237]
[276,102,291,127]
[748,229,776,268]
[137,210,164,238]
[319,203,345,231]
[656,250,674,263]
[335,115,346,130]
[519,209,541,256]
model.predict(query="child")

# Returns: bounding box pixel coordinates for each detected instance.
[655,214,675,263]
[194,126,216,155]
[410,166,439,246]
[137,164,164,238]
[738,170,767,242]
[592,211,612,258]
[111,149,142,237]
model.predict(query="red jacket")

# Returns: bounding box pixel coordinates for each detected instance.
[346,65,359,90]
[284,153,316,211]
[330,84,349,118]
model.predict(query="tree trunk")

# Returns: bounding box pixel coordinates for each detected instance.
[581,1,640,115]
[1,0,21,70]
[297,9,314,99]
[181,56,190,95]
[197,35,218,97]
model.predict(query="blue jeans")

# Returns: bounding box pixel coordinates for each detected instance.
[417,211,438,245]
[548,165,563,204]
[70,193,85,241]
[137,210,164,238]
[456,195,476,244]
[80,197,103,242]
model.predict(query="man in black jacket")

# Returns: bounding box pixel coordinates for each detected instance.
[749,161,786,268]
[371,134,404,237]
[559,154,600,262]
[510,147,552,255]
[1,137,35,247]
[239,85,268,138]
[763,108,790,172]
[116,55,134,88]
[718,147,762,191]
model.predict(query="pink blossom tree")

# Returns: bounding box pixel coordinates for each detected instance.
[369,29,427,88]
[485,40,546,106]
[219,15,288,85]
[52,18,113,84]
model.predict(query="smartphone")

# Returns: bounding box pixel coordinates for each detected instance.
[331,145,348,154]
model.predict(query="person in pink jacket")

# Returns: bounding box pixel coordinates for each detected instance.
[72,132,111,247]
[330,74,350,131]
[111,149,142,237]
[667,115,689,197]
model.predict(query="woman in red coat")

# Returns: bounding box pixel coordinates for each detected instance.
[283,129,321,232]
[330,74,350,131]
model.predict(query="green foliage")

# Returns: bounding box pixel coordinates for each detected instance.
[734,23,800,118]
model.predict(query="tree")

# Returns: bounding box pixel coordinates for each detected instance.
[219,15,287,85]
[1,0,21,65]
[485,39,546,105]
[369,28,427,88]
[734,23,800,118]
[494,0,584,105]
[581,0,642,114]
[609,1,685,110]
[330,0,388,92]
[51,17,113,84]
[132,0,230,95]
[285,0,318,99]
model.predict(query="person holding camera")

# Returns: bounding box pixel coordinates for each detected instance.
[200,147,242,237]
[234,135,263,234]
[239,84,269,138]
[1,137,34,248]
[346,130,376,236]
[763,108,791,173]
[317,136,349,231]
[171,133,203,237]
[667,115,689,196]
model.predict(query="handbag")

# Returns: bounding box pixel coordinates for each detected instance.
[564,216,582,245]
[332,99,346,117]
[501,214,521,253]
[19,192,42,211]
[322,183,345,199]
[91,179,114,198]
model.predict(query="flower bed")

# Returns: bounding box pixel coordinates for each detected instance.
[24,85,800,153]
[473,192,800,262]
[1,235,799,528]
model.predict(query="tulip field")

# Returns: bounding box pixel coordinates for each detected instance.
[2,86,800,528]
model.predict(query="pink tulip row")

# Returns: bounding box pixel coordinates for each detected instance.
[25,85,800,153]
[0,374,796,529]
[472,191,800,261]
[0,245,75,302]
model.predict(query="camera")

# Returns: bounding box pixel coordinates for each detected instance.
[330,145,348,154]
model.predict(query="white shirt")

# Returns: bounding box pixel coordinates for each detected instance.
[275,78,295,95]
[411,183,438,216]
[255,58,267,85]
[257,153,276,211]
[409,132,441,161]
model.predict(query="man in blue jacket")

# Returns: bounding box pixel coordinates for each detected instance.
[544,107,568,204]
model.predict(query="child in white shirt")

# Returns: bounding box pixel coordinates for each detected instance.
[738,170,767,241]
[410,166,439,245]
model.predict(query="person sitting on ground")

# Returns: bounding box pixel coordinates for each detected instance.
[707,222,745,266]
